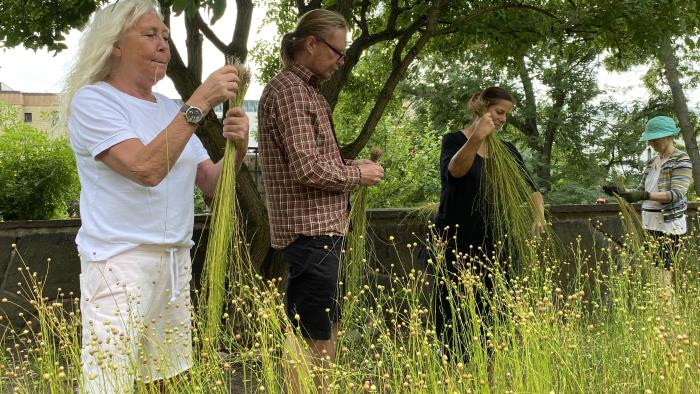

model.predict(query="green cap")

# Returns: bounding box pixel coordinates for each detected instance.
[640,116,680,141]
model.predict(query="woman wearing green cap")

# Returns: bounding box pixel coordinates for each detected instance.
[603,115,693,269]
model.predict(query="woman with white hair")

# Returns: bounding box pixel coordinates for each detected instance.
[604,115,693,269]
[62,0,249,391]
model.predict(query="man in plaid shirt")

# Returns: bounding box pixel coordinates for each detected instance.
[258,8,384,386]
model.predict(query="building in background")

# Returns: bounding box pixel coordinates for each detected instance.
[0,83,63,138]
[0,83,260,145]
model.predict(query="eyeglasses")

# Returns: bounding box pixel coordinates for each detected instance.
[317,37,346,61]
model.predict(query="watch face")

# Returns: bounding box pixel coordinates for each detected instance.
[185,106,203,123]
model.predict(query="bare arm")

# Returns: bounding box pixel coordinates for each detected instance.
[97,66,240,187]
[447,113,495,178]
[98,118,197,187]
[447,133,486,178]
[531,191,545,220]
[530,191,546,235]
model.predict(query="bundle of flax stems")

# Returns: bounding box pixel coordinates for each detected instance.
[481,133,554,272]
[338,147,383,363]
[198,57,250,346]
[615,195,647,253]
[343,147,383,297]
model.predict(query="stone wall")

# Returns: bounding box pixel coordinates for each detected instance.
[0,203,698,329]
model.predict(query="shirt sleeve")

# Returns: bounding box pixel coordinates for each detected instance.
[68,86,140,158]
[440,132,481,183]
[441,133,465,183]
[275,86,360,192]
[668,154,693,202]
[189,135,211,164]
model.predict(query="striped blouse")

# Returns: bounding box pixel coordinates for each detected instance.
[636,148,692,222]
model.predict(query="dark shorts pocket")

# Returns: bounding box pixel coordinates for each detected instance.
[282,235,344,339]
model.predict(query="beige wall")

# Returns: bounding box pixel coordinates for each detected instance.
[0,91,65,138]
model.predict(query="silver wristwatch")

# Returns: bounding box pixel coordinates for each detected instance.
[180,104,206,126]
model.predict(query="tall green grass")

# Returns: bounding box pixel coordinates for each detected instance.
[2,213,700,392]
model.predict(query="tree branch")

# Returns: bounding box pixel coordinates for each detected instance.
[341,0,444,158]
[297,0,322,15]
[321,26,408,108]
[227,0,253,61]
[538,88,566,188]
[355,0,372,35]
[163,7,200,100]
[334,0,353,21]
[659,37,700,195]
[185,13,203,81]
[195,13,228,53]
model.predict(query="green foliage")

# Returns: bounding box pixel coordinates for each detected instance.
[364,112,442,208]
[194,188,209,214]
[598,0,700,71]
[545,179,606,204]
[0,0,104,52]
[308,40,442,208]
[170,0,228,24]
[333,43,399,142]
[249,0,299,84]
[0,109,79,220]
[403,55,512,131]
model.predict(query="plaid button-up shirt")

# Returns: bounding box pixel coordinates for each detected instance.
[258,64,361,249]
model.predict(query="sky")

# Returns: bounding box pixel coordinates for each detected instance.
[1,5,699,108]
[0,5,269,99]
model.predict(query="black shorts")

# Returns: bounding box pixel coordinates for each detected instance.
[282,235,344,340]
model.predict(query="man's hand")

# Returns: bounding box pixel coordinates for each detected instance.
[188,65,240,113]
[358,162,384,186]
[619,190,649,203]
[602,184,623,196]
[222,107,249,149]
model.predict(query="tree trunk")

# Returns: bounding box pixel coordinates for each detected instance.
[538,90,565,189]
[163,1,278,278]
[514,52,544,161]
[516,52,540,141]
[513,51,558,189]
[659,38,700,195]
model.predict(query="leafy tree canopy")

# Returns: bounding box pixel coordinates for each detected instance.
[0,0,104,52]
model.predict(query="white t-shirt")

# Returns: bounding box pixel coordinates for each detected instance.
[69,82,210,261]
[641,156,686,235]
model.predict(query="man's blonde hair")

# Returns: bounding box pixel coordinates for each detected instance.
[280,9,347,67]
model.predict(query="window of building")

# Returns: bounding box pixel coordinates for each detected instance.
[24,113,32,122]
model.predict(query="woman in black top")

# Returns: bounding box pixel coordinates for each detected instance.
[431,87,544,358]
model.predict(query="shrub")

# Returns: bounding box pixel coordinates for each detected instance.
[0,124,79,220]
